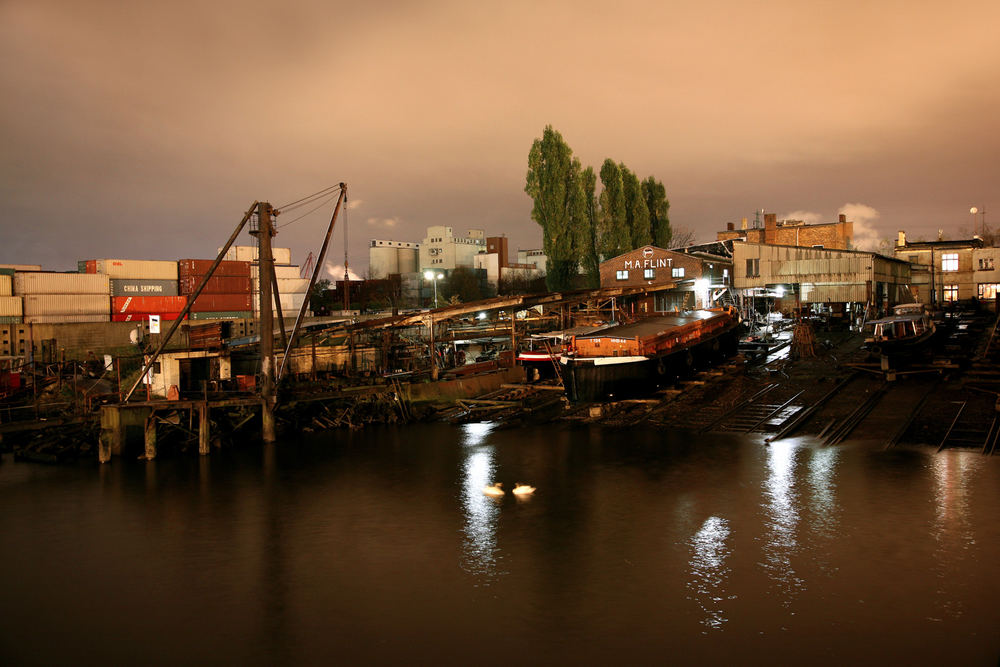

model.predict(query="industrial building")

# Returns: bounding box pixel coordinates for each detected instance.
[718,212,854,250]
[892,231,987,304]
[419,226,486,272]
[733,241,911,321]
[598,245,733,312]
[368,239,420,278]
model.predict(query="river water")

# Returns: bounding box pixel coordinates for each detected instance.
[1,424,999,665]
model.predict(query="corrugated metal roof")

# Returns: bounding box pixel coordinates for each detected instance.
[575,311,719,339]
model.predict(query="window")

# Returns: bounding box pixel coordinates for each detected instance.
[941,253,958,271]
[616,270,629,280]
[671,267,685,278]
[908,255,918,263]
[979,257,994,271]
[979,284,1000,300]
[943,284,958,302]
[745,258,760,277]
[643,268,655,280]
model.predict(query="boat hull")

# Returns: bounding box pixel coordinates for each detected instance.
[560,326,738,402]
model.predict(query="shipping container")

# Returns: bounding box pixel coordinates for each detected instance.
[220,246,292,265]
[77,260,87,273]
[0,268,13,277]
[23,294,109,316]
[177,259,251,278]
[0,275,11,296]
[112,312,187,322]
[24,314,109,324]
[0,296,23,317]
[250,264,302,280]
[94,259,178,280]
[110,279,179,296]
[0,264,42,271]
[188,293,253,312]
[14,272,110,295]
[112,296,188,313]
[0,315,22,324]
[179,275,252,295]
[190,311,252,320]
[251,277,312,295]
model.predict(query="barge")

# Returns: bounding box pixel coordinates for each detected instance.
[863,303,937,358]
[559,306,740,402]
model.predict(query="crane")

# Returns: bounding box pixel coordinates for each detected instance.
[299,251,315,279]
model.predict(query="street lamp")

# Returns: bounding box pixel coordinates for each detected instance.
[424,270,444,308]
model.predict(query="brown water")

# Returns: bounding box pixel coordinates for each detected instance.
[1,423,999,665]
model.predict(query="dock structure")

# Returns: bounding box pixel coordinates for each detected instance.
[99,397,262,462]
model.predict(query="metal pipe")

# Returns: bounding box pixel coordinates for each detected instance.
[123,202,258,402]
[277,184,346,381]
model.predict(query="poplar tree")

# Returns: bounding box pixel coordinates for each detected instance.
[579,166,600,288]
[525,125,580,291]
[597,159,629,259]
[621,164,651,248]
[642,176,671,247]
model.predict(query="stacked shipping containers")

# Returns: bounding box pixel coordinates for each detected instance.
[14,272,110,323]
[178,259,253,320]
[0,270,21,324]
[82,259,183,323]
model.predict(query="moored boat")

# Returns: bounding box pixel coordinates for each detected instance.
[559,306,740,402]
[863,303,936,357]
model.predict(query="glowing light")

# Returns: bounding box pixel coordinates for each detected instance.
[477,312,487,320]
[775,285,785,298]
[423,270,434,281]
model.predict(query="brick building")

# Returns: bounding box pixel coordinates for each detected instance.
[599,245,732,313]
[718,213,853,250]
[892,231,984,304]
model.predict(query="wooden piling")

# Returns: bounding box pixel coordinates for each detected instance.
[144,412,157,460]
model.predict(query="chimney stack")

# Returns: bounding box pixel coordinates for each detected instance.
[726,222,735,231]
[839,214,847,223]
[897,230,906,247]
[741,217,748,230]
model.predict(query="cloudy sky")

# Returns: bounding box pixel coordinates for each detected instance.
[2,0,999,273]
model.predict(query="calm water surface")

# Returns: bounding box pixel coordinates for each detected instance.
[1,424,999,665]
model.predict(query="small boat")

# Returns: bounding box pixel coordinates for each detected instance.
[558,307,741,402]
[863,303,936,357]
[482,482,504,496]
[512,483,535,496]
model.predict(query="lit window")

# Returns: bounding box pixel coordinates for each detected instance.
[942,253,958,271]
[616,270,629,280]
[943,284,958,302]
[979,257,994,271]
[643,268,655,280]
[672,267,685,278]
[978,283,1000,299]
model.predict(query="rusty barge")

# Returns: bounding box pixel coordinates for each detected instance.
[558,306,740,402]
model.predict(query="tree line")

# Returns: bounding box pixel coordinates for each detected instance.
[525,125,672,291]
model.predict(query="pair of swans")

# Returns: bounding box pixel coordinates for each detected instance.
[483,482,534,497]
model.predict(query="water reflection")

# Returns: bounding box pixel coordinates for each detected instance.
[807,445,840,539]
[687,516,732,632]
[761,441,804,605]
[460,423,503,584]
[930,453,978,620]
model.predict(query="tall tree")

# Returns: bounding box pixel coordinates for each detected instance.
[525,125,581,291]
[578,166,600,288]
[597,159,629,259]
[620,164,651,248]
[642,176,671,247]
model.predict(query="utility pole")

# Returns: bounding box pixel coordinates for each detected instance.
[253,202,277,443]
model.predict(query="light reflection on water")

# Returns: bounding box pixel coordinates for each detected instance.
[459,422,503,584]
[930,453,978,620]
[761,440,804,605]
[686,516,732,632]
[807,445,840,539]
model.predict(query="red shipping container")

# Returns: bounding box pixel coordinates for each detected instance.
[178,259,251,278]
[188,293,253,312]
[86,260,96,273]
[179,275,252,294]
[112,312,187,322]
[112,296,188,313]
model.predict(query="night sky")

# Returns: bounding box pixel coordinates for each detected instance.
[2,0,998,275]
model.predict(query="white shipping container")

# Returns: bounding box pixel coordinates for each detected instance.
[253,291,310,314]
[221,246,292,265]
[0,263,42,271]
[14,272,110,295]
[0,296,23,317]
[0,275,11,296]
[250,265,302,280]
[23,294,110,316]
[252,277,312,294]
[94,259,178,280]
[24,314,109,324]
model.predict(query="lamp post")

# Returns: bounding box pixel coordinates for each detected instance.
[424,270,444,308]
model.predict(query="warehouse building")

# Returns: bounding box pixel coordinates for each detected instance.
[598,245,733,313]
[892,231,985,305]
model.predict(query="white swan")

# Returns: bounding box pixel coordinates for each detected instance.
[482,482,505,496]
[512,483,535,496]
